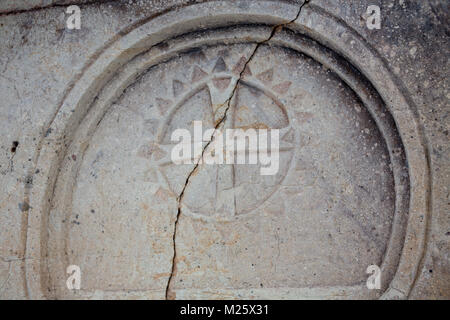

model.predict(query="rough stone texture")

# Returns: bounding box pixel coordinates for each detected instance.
[310,0,449,300]
[0,0,448,299]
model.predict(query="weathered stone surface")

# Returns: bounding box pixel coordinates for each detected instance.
[0,0,448,299]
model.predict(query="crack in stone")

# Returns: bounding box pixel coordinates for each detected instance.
[164,0,310,300]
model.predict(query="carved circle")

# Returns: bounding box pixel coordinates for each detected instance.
[24,2,429,299]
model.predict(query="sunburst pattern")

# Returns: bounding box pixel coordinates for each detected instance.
[138,51,296,219]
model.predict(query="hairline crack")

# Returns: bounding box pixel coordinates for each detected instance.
[164,0,310,300]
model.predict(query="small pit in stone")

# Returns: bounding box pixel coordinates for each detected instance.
[11,141,19,153]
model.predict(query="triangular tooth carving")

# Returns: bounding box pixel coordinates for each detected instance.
[144,118,159,136]
[294,111,314,124]
[155,97,172,115]
[273,81,292,94]
[152,145,167,161]
[139,142,168,162]
[232,56,246,74]
[207,77,238,117]
[212,77,231,91]
[232,56,253,76]
[188,49,207,63]
[145,168,158,183]
[191,66,208,82]
[257,68,274,84]
[213,57,228,73]
[172,80,185,97]
[282,128,295,143]
[242,65,252,76]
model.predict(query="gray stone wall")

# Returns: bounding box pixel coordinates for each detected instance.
[0,0,447,299]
